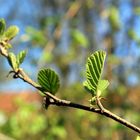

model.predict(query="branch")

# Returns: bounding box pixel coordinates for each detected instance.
[0,44,140,134]
[45,98,140,134]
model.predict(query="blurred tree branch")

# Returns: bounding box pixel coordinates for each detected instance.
[38,1,81,66]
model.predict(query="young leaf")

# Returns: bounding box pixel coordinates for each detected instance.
[8,52,18,71]
[83,50,107,96]
[0,18,6,35]
[97,80,109,94]
[16,50,27,67]
[89,96,96,105]
[37,69,60,94]
[4,26,19,40]
[83,81,93,94]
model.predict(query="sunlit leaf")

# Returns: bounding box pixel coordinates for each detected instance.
[0,18,6,35]
[83,50,107,96]
[8,52,18,71]
[37,69,60,94]
[16,50,27,67]
[97,80,109,95]
[4,26,19,40]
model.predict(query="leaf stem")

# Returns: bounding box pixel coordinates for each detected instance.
[96,95,105,113]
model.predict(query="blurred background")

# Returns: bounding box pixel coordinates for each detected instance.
[0,0,140,139]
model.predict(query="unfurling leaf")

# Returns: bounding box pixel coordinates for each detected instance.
[8,50,26,70]
[89,96,96,105]
[83,50,108,96]
[16,50,27,67]
[37,69,60,94]
[97,80,109,94]
[8,52,17,71]
[0,18,6,35]
[4,26,19,40]
[83,81,93,94]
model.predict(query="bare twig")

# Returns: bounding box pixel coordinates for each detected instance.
[45,97,140,133]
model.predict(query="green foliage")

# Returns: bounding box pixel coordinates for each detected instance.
[16,50,27,68]
[37,68,60,94]
[1,100,47,139]
[8,51,27,71]
[83,50,109,96]
[9,105,46,138]
[0,18,6,35]
[4,26,19,40]
[0,18,19,51]
[0,99,67,140]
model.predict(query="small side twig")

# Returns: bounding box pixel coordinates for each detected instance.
[96,96,105,113]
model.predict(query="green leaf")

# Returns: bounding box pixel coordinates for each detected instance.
[8,52,18,71]
[83,50,107,95]
[16,50,27,67]
[4,26,19,40]
[37,69,60,94]
[83,81,93,94]
[0,18,6,35]
[136,136,140,140]
[98,80,109,93]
